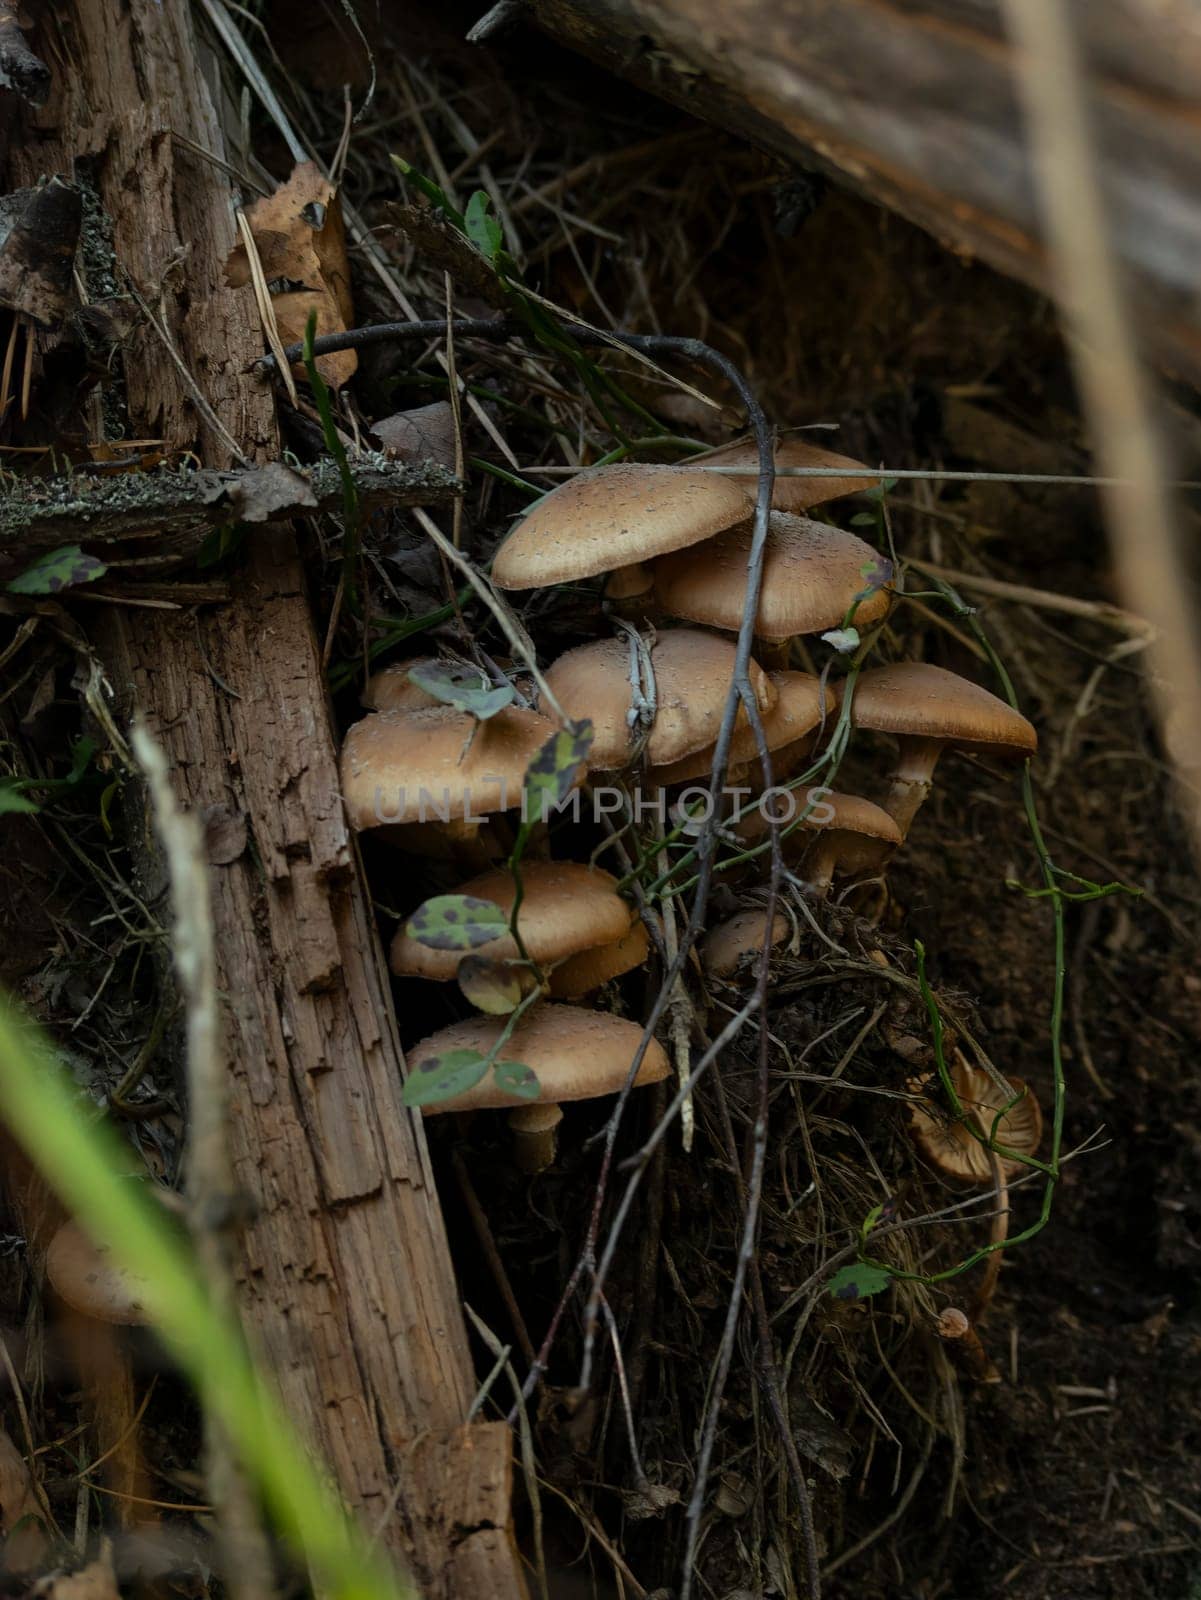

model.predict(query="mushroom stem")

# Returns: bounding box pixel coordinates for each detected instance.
[803,837,839,896]
[970,1147,1010,1323]
[936,1307,1001,1384]
[882,735,946,836]
[509,1102,564,1173]
[756,637,791,670]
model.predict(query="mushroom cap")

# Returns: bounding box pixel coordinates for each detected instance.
[361,657,443,713]
[652,512,891,641]
[544,629,775,769]
[46,1221,153,1326]
[731,788,903,851]
[702,910,789,978]
[548,917,651,998]
[699,437,877,515]
[847,663,1038,758]
[340,705,561,830]
[649,671,830,786]
[909,1059,1043,1181]
[409,1003,671,1113]
[492,463,750,589]
[390,861,633,980]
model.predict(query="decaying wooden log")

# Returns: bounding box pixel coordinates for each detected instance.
[3,3,526,1594]
[521,0,1201,384]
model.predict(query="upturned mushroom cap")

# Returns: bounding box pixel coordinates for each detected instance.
[548,918,650,998]
[698,437,877,515]
[46,1221,153,1326]
[409,1003,671,1113]
[847,663,1038,759]
[340,705,561,830]
[652,512,891,641]
[731,789,903,852]
[909,1059,1043,1181]
[544,629,775,769]
[649,671,830,786]
[702,910,788,978]
[390,861,633,980]
[492,463,750,589]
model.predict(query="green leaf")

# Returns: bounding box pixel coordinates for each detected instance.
[408,661,515,721]
[464,190,503,262]
[403,1046,491,1108]
[0,783,39,816]
[522,721,592,822]
[849,512,876,527]
[493,1059,541,1100]
[8,544,107,596]
[457,955,523,1015]
[405,894,508,952]
[828,1262,893,1302]
[861,1202,885,1236]
[66,735,97,785]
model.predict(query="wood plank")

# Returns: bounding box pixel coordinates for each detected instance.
[3,3,527,1593]
[524,0,1201,382]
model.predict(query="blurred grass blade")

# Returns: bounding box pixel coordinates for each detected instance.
[0,1001,414,1600]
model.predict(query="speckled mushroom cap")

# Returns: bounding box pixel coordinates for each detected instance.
[846,663,1038,757]
[360,657,443,713]
[702,910,789,978]
[698,437,877,515]
[492,463,751,590]
[909,1057,1043,1182]
[649,671,830,786]
[543,629,775,769]
[731,789,903,851]
[46,1221,153,1326]
[548,918,651,998]
[340,705,561,830]
[390,861,633,981]
[652,512,891,641]
[409,1003,670,1113]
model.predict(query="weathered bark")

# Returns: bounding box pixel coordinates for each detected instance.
[4,2,526,1593]
[522,0,1201,383]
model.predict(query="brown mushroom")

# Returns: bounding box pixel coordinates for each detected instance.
[846,662,1038,836]
[409,1003,670,1170]
[492,462,750,597]
[652,512,891,664]
[45,1220,155,1522]
[547,918,651,998]
[701,909,789,979]
[390,861,633,981]
[339,704,561,833]
[697,436,877,515]
[729,788,901,893]
[909,1055,1042,1184]
[648,670,830,788]
[543,629,775,771]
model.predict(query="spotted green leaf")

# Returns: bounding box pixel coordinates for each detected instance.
[403,1046,490,1108]
[408,661,515,721]
[521,720,592,823]
[457,955,524,1016]
[405,894,508,952]
[828,1263,892,1302]
[8,544,107,596]
[493,1059,541,1100]
[0,782,40,816]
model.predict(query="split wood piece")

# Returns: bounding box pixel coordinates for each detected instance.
[3,4,526,1593]
[0,456,458,555]
[522,0,1201,384]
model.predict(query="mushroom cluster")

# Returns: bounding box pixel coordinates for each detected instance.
[338,448,1042,1174]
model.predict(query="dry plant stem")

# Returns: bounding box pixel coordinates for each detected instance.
[1002,0,1201,864]
[451,1150,536,1367]
[651,809,695,1152]
[130,722,273,1599]
[907,558,1152,638]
